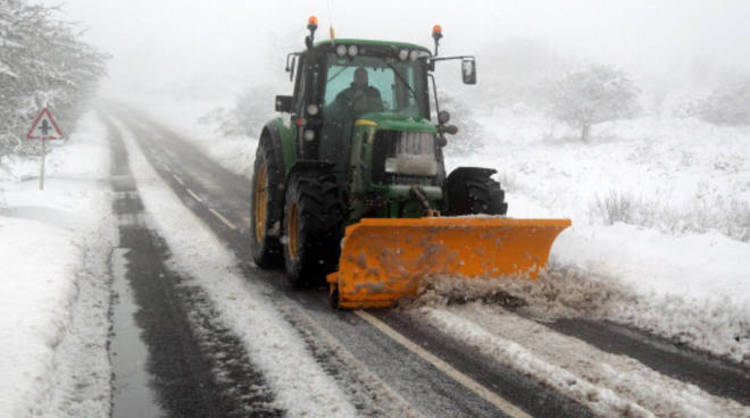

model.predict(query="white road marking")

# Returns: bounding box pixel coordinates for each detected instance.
[186,188,204,203]
[172,174,185,186]
[354,310,531,418]
[209,207,237,230]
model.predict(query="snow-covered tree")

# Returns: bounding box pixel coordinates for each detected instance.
[698,77,750,126]
[0,0,108,163]
[547,65,640,142]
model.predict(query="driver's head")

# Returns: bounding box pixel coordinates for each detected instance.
[353,67,368,88]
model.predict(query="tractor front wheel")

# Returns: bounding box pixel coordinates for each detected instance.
[283,171,343,288]
[250,137,285,268]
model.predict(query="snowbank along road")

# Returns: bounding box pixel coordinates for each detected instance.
[101,104,750,417]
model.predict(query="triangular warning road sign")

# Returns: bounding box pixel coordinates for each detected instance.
[26,107,63,140]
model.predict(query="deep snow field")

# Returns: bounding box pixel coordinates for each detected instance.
[130,90,750,365]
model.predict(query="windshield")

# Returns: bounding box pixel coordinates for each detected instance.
[323,54,428,119]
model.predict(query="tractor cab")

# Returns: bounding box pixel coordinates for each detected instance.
[277,38,435,174]
[274,19,477,220]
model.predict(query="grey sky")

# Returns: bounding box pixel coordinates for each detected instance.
[52,0,750,96]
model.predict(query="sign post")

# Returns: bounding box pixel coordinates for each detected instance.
[26,107,63,190]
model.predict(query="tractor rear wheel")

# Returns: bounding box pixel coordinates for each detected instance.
[283,171,344,288]
[251,137,285,268]
[445,167,508,215]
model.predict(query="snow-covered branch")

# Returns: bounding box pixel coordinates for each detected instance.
[0,0,109,162]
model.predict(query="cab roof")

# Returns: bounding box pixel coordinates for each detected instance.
[313,38,432,54]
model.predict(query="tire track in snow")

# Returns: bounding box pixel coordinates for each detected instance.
[106,114,361,417]
[104,116,282,417]
[356,310,532,418]
[415,304,750,417]
[415,273,750,406]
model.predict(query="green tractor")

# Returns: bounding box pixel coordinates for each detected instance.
[251,18,568,308]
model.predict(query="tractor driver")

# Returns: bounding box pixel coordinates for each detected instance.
[333,67,384,118]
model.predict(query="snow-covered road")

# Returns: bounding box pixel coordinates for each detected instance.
[1,106,748,417]
[106,105,750,416]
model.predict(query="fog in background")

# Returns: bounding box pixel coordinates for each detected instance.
[52,0,750,105]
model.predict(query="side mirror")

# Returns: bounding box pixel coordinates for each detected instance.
[275,95,293,113]
[285,53,297,81]
[461,58,476,85]
[438,110,450,124]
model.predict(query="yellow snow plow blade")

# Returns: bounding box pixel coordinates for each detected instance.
[327,217,571,309]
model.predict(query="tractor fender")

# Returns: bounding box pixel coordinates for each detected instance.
[263,118,297,172]
[443,166,507,215]
[445,166,497,183]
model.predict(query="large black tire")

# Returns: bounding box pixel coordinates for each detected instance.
[250,136,285,268]
[283,170,344,288]
[444,167,508,215]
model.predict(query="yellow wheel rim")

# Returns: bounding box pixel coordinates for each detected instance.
[254,163,268,243]
[287,202,299,260]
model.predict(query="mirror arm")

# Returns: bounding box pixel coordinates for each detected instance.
[428,55,474,63]
[428,73,440,120]
[428,73,449,146]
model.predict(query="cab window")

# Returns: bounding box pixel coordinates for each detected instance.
[323,54,426,118]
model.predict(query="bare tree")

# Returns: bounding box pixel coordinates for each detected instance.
[548,65,640,142]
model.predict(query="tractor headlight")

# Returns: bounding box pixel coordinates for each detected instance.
[304,129,315,141]
[347,45,359,57]
[336,44,347,57]
[306,104,319,116]
[409,49,420,61]
[398,49,409,61]
[385,132,438,176]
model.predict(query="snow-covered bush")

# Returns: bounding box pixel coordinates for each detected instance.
[594,191,658,227]
[593,190,750,242]
[547,65,640,142]
[0,1,108,164]
[697,77,750,126]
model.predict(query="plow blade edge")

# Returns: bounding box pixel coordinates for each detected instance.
[327,217,572,309]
